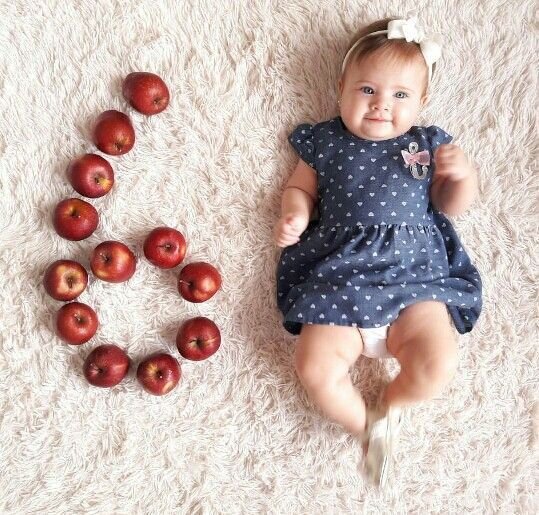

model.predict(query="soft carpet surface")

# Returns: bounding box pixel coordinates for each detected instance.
[0,0,537,513]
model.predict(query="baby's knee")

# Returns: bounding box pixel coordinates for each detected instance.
[295,345,347,393]
[421,353,457,390]
[405,342,458,393]
[295,353,334,392]
[294,324,363,393]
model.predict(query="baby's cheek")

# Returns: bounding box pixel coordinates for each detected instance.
[394,107,419,131]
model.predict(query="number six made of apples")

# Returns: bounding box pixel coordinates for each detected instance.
[43,72,222,396]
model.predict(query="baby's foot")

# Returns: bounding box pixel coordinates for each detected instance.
[362,405,402,488]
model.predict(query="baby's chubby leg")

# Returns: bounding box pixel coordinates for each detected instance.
[383,301,458,408]
[295,324,366,435]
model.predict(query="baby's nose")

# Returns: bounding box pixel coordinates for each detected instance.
[371,95,391,111]
[372,101,390,111]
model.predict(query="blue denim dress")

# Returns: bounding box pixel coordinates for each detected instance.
[276,117,482,336]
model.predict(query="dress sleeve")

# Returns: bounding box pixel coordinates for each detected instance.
[426,125,453,152]
[288,123,316,168]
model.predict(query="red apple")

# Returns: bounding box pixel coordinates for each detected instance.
[178,262,222,303]
[143,227,187,269]
[176,316,221,361]
[90,241,136,283]
[67,154,114,198]
[53,198,99,241]
[92,110,135,155]
[122,72,170,115]
[55,302,98,345]
[136,353,181,395]
[43,259,88,301]
[83,344,130,388]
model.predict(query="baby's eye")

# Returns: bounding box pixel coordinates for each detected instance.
[360,86,374,95]
[395,91,409,99]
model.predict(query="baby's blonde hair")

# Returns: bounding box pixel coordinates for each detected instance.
[342,18,435,93]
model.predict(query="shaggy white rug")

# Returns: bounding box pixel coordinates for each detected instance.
[0,0,537,513]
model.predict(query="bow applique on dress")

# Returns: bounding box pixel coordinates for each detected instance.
[401,142,430,179]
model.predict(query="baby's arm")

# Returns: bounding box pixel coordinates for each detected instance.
[282,159,317,217]
[430,144,478,216]
[274,159,318,247]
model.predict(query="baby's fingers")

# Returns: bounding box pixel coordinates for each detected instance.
[281,223,302,238]
[276,239,300,248]
[276,232,300,247]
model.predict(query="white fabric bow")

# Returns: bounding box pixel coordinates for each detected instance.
[341,14,443,83]
[387,16,442,78]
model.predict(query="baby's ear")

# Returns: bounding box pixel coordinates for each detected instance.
[420,92,430,107]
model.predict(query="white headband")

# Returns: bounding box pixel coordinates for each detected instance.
[341,14,443,83]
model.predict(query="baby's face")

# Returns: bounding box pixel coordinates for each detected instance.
[338,52,428,141]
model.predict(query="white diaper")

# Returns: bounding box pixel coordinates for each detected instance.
[357,325,392,359]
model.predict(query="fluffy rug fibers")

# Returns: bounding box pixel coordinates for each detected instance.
[0,0,537,513]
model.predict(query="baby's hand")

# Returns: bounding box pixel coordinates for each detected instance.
[274,212,309,248]
[434,144,473,182]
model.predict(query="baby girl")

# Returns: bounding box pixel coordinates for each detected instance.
[274,14,482,487]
